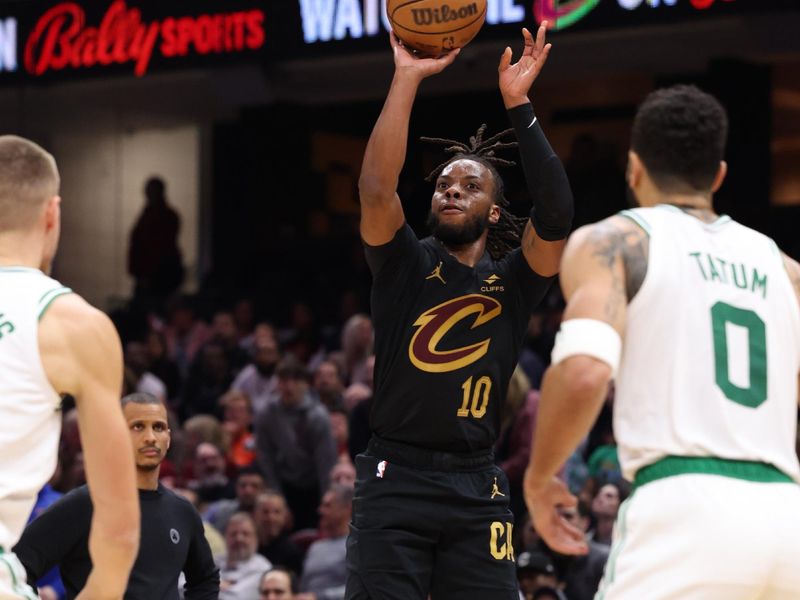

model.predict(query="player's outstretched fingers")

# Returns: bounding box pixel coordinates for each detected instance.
[522,27,535,52]
[498,46,513,72]
[535,22,547,53]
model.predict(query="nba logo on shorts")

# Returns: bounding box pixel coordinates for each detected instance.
[376,460,387,478]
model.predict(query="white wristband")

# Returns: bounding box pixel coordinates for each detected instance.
[551,318,622,378]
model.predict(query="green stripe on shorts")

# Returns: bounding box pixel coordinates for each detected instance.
[634,456,794,488]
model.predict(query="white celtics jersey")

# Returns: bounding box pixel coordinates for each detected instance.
[0,267,71,549]
[614,205,800,483]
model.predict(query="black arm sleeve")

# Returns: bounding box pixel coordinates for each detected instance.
[13,488,91,585]
[182,511,220,600]
[508,103,574,241]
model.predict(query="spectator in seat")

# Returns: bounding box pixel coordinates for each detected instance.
[232,334,280,415]
[217,512,271,600]
[298,485,353,600]
[206,466,266,534]
[255,492,304,576]
[255,357,337,530]
[221,390,256,469]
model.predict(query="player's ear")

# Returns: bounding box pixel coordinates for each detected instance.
[489,203,500,225]
[711,160,727,193]
[626,151,643,190]
[43,195,60,231]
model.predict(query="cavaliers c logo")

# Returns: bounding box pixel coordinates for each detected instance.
[409,294,501,373]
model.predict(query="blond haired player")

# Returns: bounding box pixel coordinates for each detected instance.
[0,136,139,599]
[524,86,800,599]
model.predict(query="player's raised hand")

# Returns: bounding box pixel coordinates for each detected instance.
[391,31,460,81]
[524,474,589,556]
[498,23,551,108]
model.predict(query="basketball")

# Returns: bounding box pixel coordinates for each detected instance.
[387,0,488,57]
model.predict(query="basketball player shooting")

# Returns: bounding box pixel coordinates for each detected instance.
[524,86,800,599]
[345,23,573,600]
[0,136,140,600]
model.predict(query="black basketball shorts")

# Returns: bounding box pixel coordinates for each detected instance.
[345,436,518,600]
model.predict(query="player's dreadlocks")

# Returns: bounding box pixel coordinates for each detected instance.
[421,124,528,260]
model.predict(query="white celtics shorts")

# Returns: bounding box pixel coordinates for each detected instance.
[0,550,37,600]
[596,460,800,600]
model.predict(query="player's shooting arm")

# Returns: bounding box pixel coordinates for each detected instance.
[359,33,459,246]
[499,24,573,277]
[43,296,140,599]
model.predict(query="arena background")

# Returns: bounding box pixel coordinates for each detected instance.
[0,0,796,315]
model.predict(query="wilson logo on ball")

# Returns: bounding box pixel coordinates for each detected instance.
[410,3,480,26]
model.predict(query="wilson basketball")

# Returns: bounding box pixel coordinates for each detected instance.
[387,0,488,57]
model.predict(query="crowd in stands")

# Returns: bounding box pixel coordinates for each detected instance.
[24,282,650,600]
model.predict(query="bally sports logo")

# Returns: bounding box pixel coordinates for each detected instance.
[23,0,265,77]
[410,2,480,26]
[409,294,501,373]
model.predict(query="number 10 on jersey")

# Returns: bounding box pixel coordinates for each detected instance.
[458,375,491,418]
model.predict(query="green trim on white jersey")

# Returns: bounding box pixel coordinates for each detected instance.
[36,287,72,320]
[618,210,651,235]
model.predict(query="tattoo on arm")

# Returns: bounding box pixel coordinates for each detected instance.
[586,220,649,319]
[621,231,648,301]
[586,224,626,323]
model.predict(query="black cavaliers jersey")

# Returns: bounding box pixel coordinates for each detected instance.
[364,223,554,453]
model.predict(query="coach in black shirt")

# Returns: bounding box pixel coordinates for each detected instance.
[14,393,219,599]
